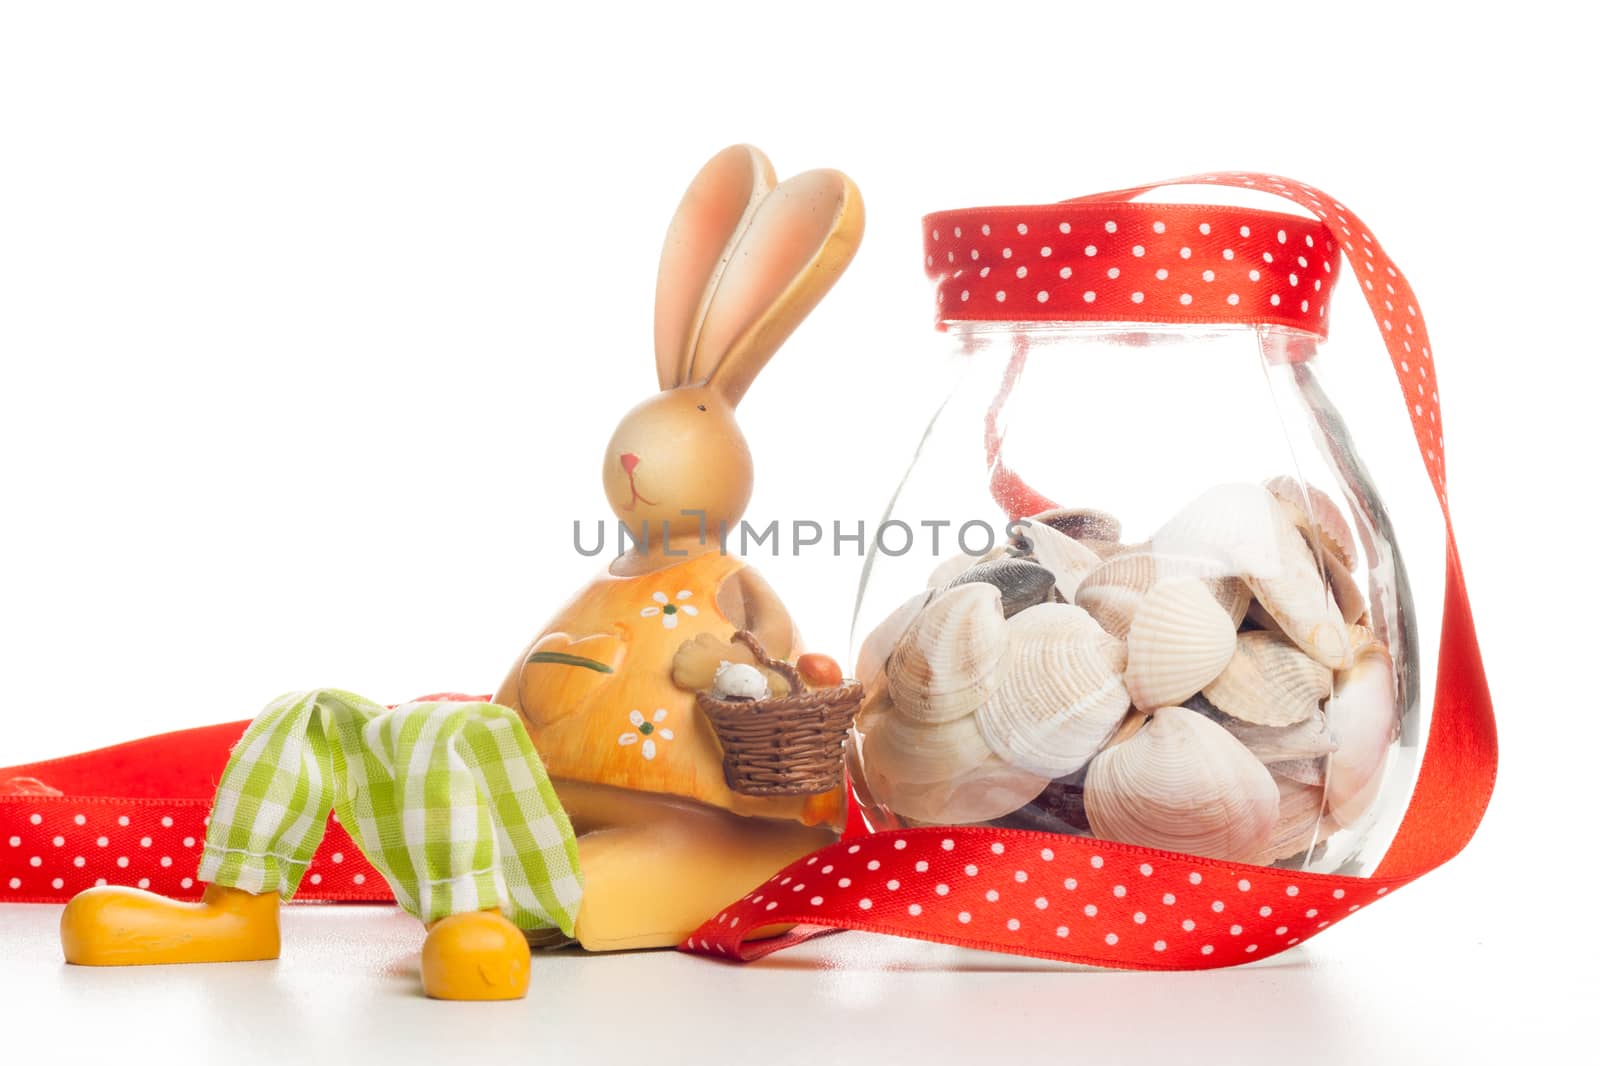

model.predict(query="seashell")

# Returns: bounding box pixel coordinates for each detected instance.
[1346,623,1375,655]
[1124,578,1238,710]
[1185,693,1338,764]
[1074,551,1245,639]
[1325,642,1399,828]
[855,589,932,684]
[973,603,1131,778]
[1084,706,1279,862]
[1270,756,1327,788]
[1265,476,1359,571]
[1251,774,1327,865]
[1009,516,1103,600]
[926,546,1006,589]
[886,584,1010,724]
[1029,507,1122,545]
[945,557,1057,618]
[1200,630,1332,727]
[1323,550,1367,624]
[862,750,1050,825]
[859,705,995,786]
[1154,483,1352,670]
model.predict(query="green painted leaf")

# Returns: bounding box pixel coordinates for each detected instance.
[525,651,615,673]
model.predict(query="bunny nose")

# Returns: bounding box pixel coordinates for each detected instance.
[619,452,640,475]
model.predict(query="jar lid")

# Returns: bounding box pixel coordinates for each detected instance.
[924,201,1341,336]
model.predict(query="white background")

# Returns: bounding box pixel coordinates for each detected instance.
[0,2,1593,1062]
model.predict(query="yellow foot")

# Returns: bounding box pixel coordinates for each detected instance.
[420,911,531,1001]
[61,883,281,966]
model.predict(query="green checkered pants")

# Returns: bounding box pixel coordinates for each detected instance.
[196,690,583,935]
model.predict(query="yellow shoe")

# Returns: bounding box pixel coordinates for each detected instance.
[420,911,532,1001]
[60,883,281,966]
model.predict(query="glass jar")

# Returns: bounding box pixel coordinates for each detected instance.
[848,196,1438,877]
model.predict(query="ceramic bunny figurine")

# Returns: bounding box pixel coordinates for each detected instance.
[494,144,864,950]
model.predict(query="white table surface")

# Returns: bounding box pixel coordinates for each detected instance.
[1,842,1589,1066]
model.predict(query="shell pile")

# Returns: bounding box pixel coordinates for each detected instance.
[855,479,1401,866]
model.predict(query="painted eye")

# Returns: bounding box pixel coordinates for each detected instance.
[696,404,707,412]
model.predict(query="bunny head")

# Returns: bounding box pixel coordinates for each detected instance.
[602,145,864,544]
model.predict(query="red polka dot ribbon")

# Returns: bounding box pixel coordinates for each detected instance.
[680,174,1494,969]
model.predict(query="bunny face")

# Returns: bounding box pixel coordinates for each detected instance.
[602,385,753,538]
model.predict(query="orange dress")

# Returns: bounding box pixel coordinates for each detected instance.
[495,551,839,825]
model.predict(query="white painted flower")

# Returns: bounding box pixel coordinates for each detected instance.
[617,709,674,760]
[638,589,698,629]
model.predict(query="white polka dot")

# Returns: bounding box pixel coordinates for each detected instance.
[181,877,193,889]
[1270,294,1281,306]
[1182,919,1196,931]
[1055,926,1069,938]
[1179,247,1192,259]
[1154,940,1167,952]
[964,864,978,877]
[161,816,174,828]
[1107,267,1120,279]
[1113,885,1127,898]
[1249,269,1261,282]
[7,878,19,889]
[1084,245,1097,257]
[28,814,43,826]
[859,898,872,910]
[96,836,108,847]
[1014,870,1028,883]
[1286,885,1299,896]
[1237,879,1251,892]
[1007,918,1021,931]
[1179,293,1193,305]
[1083,291,1096,303]
[1130,292,1145,304]
[73,856,85,868]
[958,911,971,924]
[1035,897,1048,910]
[1246,944,1258,953]
[1199,222,1211,235]
[1239,225,1251,237]
[137,878,150,889]
[838,877,852,888]
[116,856,129,868]
[1155,268,1169,280]
[1017,222,1029,235]
[893,839,907,850]
[916,860,929,872]
[184,837,196,848]
[1036,290,1049,303]
[936,884,950,896]
[1259,906,1272,917]
[1223,248,1235,260]
[29,856,41,867]
[1084,904,1098,917]
[810,896,823,905]
[51,878,64,890]
[908,903,922,916]
[1277,229,1288,244]
[1162,893,1175,905]
[1211,900,1225,913]
[1104,220,1117,233]
[51,836,63,847]
[1306,908,1319,918]
[331,852,344,864]
[74,814,86,826]
[1333,889,1346,899]
[1201,270,1214,282]
[140,837,152,848]
[960,290,970,302]
[1063,878,1077,890]
[1015,265,1028,279]
[1229,924,1243,935]
[981,224,991,236]
[1132,245,1145,257]
[1201,945,1214,956]
[1040,246,1053,257]
[1058,221,1072,234]
[1001,248,1013,259]
[887,879,900,890]
[117,816,129,827]
[1139,863,1153,877]
[1040,848,1054,861]
[1133,912,1146,924]
[1153,221,1167,234]
[1090,856,1104,869]
[1189,872,1202,885]
[6,837,16,848]
[1276,925,1288,935]
[985,889,1000,902]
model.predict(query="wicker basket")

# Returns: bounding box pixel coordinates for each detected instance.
[697,631,863,796]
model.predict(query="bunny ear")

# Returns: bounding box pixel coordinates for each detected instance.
[694,168,864,406]
[653,145,778,392]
